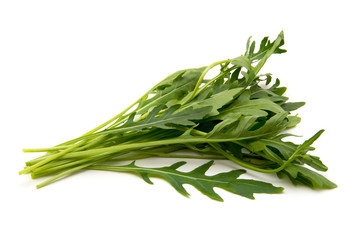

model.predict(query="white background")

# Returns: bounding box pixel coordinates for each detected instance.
[1,0,361,239]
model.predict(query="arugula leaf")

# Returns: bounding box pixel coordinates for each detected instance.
[113,104,212,131]
[87,161,284,201]
[231,55,252,70]
[280,165,337,189]
[179,87,243,117]
[246,33,287,61]
[286,116,301,128]
[281,102,306,112]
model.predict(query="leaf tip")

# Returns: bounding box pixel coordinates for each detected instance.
[276,186,285,193]
[279,30,284,38]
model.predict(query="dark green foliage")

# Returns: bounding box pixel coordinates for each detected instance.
[21,31,336,200]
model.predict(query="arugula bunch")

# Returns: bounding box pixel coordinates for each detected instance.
[20,31,336,201]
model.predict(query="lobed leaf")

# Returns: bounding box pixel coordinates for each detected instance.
[246,34,287,61]
[88,161,284,201]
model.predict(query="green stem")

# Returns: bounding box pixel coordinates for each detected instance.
[36,158,103,189]
[31,145,185,178]
[182,59,230,104]
[194,65,237,97]
[32,156,103,178]
[132,151,226,160]
[22,71,175,173]
[23,146,69,152]
[53,134,265,159]
[23,88,157,170]
[19,141,85,175]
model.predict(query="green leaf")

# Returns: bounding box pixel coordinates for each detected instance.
[300,154,328,172]
[229,67,241,83]
[96,88,243,135]
[244,131,329,171]
[216,90,286,120]
[105,104,212,133]
[248,32,287,62]
[250,79,289,104]
[231,55,252,70]
[88,161,284,201]
[183,87,243,117]
[281,165,337,189]
[281,102,305,111]
[286,116,301,128]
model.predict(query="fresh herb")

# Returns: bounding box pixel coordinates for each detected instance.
[20,31,336,201]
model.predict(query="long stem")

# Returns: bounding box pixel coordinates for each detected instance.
[21,83,159,174]
[36,158,104,189]
[23,146,69,152]
[182,59,230,104]
[51,132,277,160]
[19,142,84,175]
[32,145,186,178]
